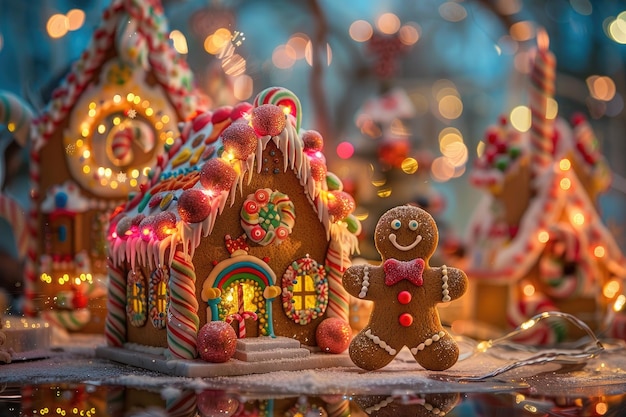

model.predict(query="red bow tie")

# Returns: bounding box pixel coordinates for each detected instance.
[383,258,425,286]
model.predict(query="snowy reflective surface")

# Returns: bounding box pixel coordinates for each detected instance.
[2,382,626,417]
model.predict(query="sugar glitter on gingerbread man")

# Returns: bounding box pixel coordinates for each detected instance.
[343,205,468,371]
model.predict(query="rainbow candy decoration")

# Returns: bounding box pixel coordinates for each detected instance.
[254,86,302,132]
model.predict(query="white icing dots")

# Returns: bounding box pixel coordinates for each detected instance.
[441,265,451,302]
[365,396,394,414]
[358,265,370,298]
[410,331,447,355]
[365,329,397,355]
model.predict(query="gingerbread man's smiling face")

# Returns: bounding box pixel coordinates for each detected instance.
[374,205,438,262]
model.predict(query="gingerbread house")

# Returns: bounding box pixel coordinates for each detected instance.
[23,0,207,332]
[466,114,626,342]
[98,86,360,376]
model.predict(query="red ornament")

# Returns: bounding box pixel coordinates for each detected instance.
[250,104,286,137]
[199,158,236,192]
[197,390,240,416]
[316,317,351,354]
[302,130,324,152]
[221,123,258,159]
[309,158,327,181]
[327,191,356,221]
[197,321,237,363]
[178,188,211,223]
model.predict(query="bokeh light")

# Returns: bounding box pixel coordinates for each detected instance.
[401,157,418,174]
[398,23,420,46]
[66,9,85,31]
[287,33,309,59]
[607,12,626,44]
[336,141,354,159]
[47,14,68,39]
[376,13,401,35]
[204,28,232,55]
[587,75,616,101]
[233,75,253,100]
[509,21,534,41]
[272,45,296,69]
[349,20,373,42]
[438,95,463,119]
[439,2,467,22]
[510,105,531,132]
[170,30,188,54]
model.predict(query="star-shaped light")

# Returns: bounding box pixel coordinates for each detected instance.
[116,171,127,183]
[127,109,137,119]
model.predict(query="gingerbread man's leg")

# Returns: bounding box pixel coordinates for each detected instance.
[411,331,459,371]
[349,326,400,371]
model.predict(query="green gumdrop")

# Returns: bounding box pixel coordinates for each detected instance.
[495,157,509,172]
[508,146,521,159]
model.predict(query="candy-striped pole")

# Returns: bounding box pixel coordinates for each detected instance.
[167,250,199,359]
[104,259,127,347]
[529,28,556,179]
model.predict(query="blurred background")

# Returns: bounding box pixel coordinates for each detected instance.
[0,0,625,262]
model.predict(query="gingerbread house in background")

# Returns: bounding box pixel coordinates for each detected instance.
[19,0,208,333]
[98,86,360,376]
[466,95,626,342]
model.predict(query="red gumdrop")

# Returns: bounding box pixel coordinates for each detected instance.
[211,106,233,124]
[301,130,324,151]
[221,123,258,159]
[200,158,237,193]
[230,102,253,120]
[309,157,327,181]
[251,104,286,137]
[177,188,212,223]
[152,211,177,240]
[192,111,213,132]
[328,190,355,221]
[316,317,351,354]
[197,321,237,363]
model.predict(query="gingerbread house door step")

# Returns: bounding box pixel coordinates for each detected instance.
[232,336,309,362]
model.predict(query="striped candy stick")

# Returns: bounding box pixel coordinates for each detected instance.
[529,28,556,179]
[104,259,127,347]
[167,250,200,359]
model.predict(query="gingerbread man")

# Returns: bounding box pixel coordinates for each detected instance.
[343,205,468,371]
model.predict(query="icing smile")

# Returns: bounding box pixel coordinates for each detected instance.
[389,233,422,251]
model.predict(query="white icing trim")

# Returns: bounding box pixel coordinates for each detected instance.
[364,329,397,355]
[365,397,394,414]
[410,331,447,355]
[358,265,370,298]
[441,265,451,302]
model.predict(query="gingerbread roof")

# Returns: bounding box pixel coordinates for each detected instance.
[32,0,206,151]
[108,87,361,269]
[467,116,625,281]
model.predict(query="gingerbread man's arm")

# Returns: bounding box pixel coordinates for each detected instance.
[342,264,375,301]
[424,265,468,303]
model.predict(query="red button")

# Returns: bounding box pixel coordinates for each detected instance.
[399,313,413,327]
[397,291,412,305]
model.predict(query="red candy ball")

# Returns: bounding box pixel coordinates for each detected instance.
[197,391,240,416]
[309,158,327,181]
[327,191,356,221]
[152,211,177,240]
[302,130,324,151]
[399,313,414,327]
[316,317,351,354]
[221,123,258,159]
[200,158,236,193]
[251,104,286,137]
[177,188,212,223]
[197,321,237,363]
